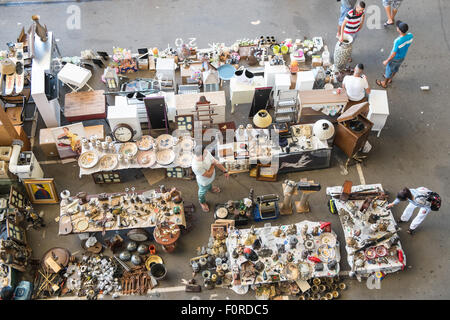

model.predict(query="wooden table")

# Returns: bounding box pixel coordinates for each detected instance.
[153,222,181,253]
[64,89,106,122]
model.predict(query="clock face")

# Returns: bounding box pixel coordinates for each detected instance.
[114,125,133,142]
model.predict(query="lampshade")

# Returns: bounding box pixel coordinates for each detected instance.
[313,120,335,140]
[253,110,273,128]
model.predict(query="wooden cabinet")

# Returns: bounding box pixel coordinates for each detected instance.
[334,102,373,158]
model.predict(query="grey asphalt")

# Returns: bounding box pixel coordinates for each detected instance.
[1,0,449,300]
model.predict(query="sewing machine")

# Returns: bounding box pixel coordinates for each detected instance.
[253,194,280,221]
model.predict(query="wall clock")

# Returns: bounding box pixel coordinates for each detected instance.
[113,123,135,142]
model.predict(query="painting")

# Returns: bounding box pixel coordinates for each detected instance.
[23,178,59,204]
[50,122,86,159]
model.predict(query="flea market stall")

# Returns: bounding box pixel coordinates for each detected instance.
[326,183,406,278]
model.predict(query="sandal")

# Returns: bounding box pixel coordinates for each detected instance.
[211,186,221,193]
[383,20,395,27]
[376,79,388,89]
[200,203,210,213]
[382,75,393,84]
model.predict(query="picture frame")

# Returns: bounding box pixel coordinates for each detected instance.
[50,122,86,159]
[23,178,59,204]
[256,164,278,182]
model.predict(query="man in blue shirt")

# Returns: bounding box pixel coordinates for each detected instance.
[376,20,413,88]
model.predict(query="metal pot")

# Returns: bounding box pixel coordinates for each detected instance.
[126,241,137,252]
[119,251,131,261]
[131,254,142,265]
[150,263,167,280]
[137,244,149,255]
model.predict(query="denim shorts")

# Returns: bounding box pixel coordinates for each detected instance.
[339,5,352,25]
[382,0,403,10]
[385,58,404,78]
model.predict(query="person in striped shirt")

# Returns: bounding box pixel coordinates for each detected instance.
[339,1,366,44]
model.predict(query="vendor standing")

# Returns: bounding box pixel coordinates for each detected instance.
[387,187,441,235]
[192,145,230,212]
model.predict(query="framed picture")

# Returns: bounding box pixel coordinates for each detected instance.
[23,178,59,204]
[9,186,29,209]
[256,164,278,182]
[50,122,86,159]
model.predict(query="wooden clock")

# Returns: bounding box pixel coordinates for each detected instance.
[112,123,135,142]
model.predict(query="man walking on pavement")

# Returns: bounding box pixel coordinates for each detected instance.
[382,0,404,27]
[387,187,441,235]
[191,145,230,212]
[337,0,357,39]
[376,20,413,88]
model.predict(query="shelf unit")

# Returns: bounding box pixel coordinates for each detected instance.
[274,90,298,123]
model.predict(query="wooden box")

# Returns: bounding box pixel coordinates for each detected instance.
[0,147,12,161]
[334,102,373,158]
[39,128,58,157]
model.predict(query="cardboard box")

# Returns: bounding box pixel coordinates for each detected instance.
[40,125,105,158]
[39,128,58,158]
[84,124,105,140]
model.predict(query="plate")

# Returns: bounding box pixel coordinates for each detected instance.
[318,244,336,262]
[145,255,164,270]
[231,285,249,295]
[137,150,156,167]
[319,233,337,247]
[156,149,175,165]
[78,151,99,169]
[375,245,387,257]
[119,142,138,157]
[98,154,118,171]
[76,219,89,231]
[216,207,228,219]
[136,135,155,151]
[179,136,195,151]
[176,152,192,167]
[365,247,377,260]
[156,134,174,150]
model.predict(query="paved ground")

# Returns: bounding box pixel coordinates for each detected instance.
[1,0,449,300]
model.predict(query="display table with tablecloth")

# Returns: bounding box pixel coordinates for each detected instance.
[58,189,186,236]
[326,183,406,277]
[226,220,340,286]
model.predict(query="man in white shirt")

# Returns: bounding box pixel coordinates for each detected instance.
[342,63,371,102]
[192,145,229,212]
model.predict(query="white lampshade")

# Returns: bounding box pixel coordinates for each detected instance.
[253,110,272,128]
[313,120,335,140]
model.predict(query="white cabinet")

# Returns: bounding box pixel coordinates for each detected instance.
[368,90,389,137]
[156,58,176,84]
[229,76,265,106]
[107,105,142,140]
[264,62,289,87]
[295,71,315,91]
